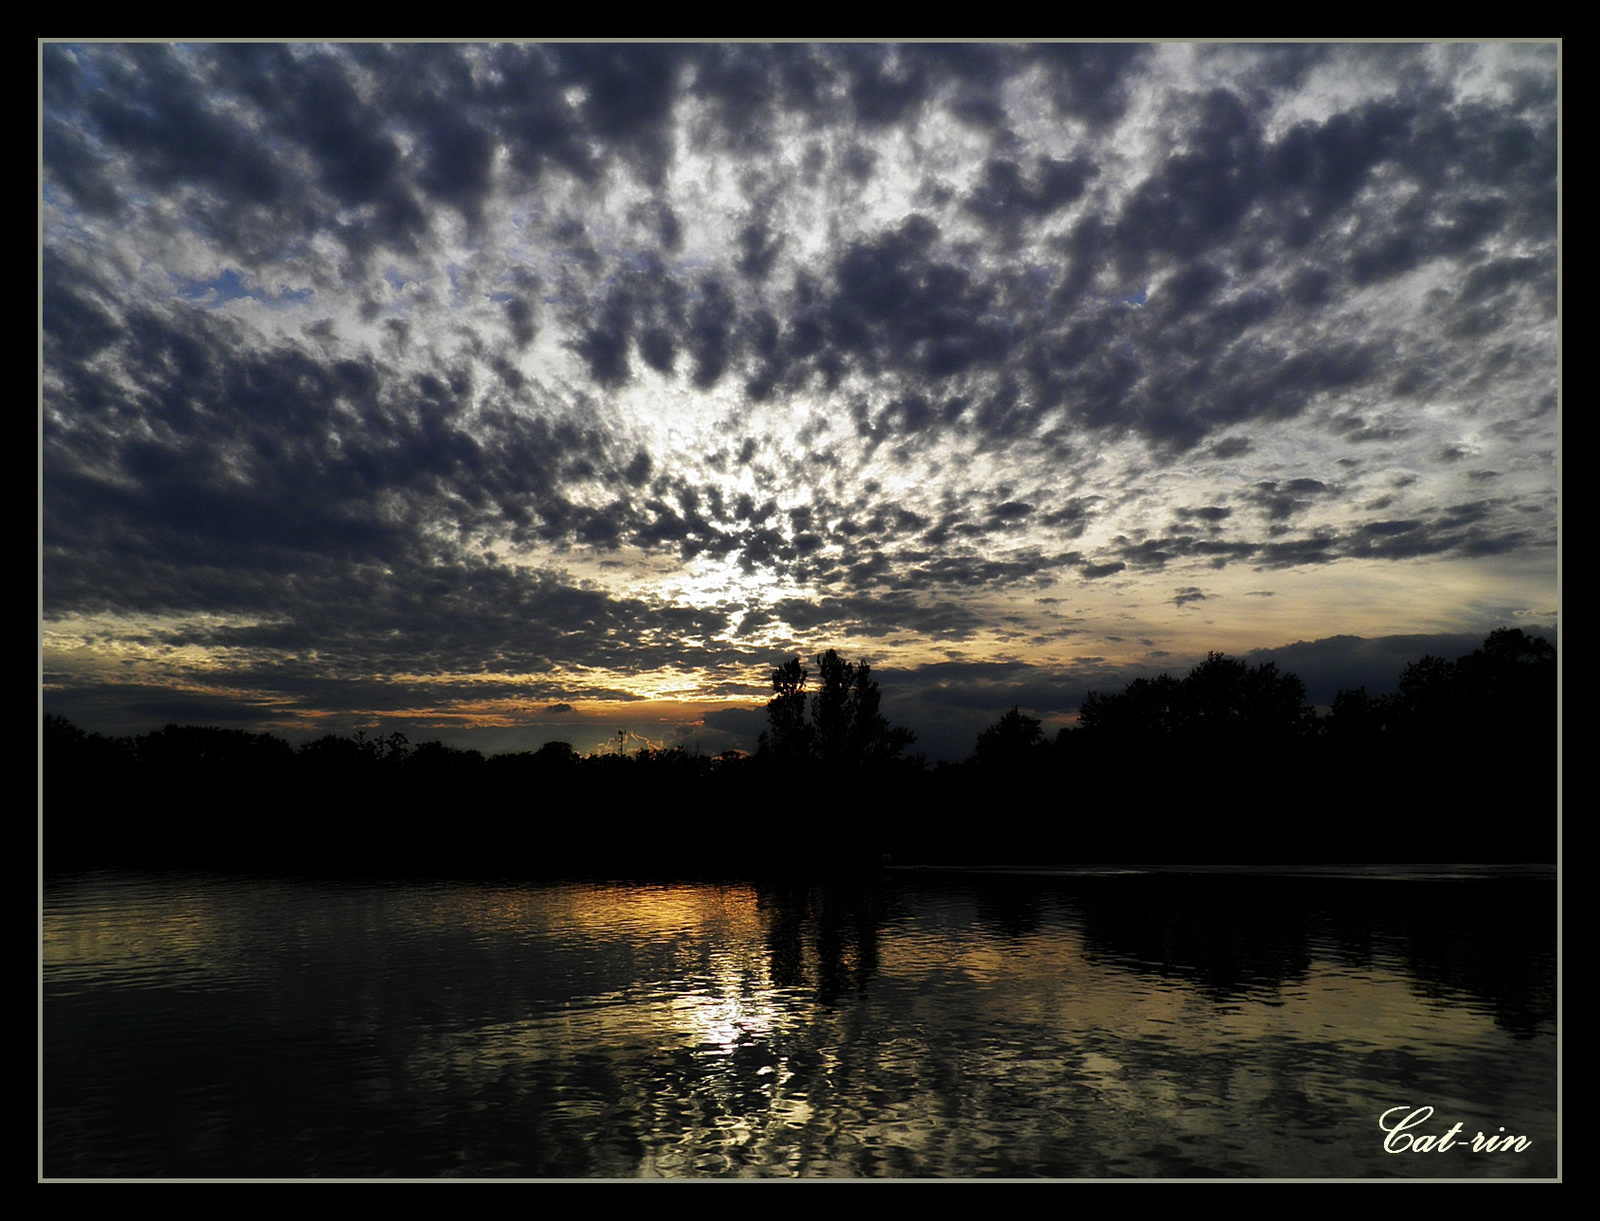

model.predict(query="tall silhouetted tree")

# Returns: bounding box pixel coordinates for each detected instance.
[758,650,913,771]
[812,649,915,770]
[759,656,812,763]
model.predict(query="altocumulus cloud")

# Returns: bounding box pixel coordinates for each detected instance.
[42,43,1557,756]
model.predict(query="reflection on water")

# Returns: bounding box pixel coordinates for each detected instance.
[42,868,1557,1178]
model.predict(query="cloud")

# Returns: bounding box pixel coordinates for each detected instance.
[43,43,1558,748]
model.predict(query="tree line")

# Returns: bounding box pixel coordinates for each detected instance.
[43,629,1555,872]
[947,627,1556,863]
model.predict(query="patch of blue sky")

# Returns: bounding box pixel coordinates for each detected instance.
[170,268,313,309]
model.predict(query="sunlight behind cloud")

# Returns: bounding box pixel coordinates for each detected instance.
[43,42,1557,754]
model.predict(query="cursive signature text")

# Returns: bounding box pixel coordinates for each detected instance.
[1379,1105,1531,1153]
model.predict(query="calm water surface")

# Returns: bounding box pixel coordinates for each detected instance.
[42,867,1557,1178]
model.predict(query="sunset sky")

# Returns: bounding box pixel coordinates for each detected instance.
[41,43,1559,760]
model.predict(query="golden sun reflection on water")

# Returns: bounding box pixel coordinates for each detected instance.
[46,872,1555,1177]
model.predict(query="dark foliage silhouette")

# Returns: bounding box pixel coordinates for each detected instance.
[42,629,1554,875]
[758,656,812,764]
[972,706,1046,769]
[758,649,915,772]
[1077,653,1312,744]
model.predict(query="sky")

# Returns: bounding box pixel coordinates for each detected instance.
[40,42,1560,761]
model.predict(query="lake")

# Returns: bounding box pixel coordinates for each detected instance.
[41,865,1557,1179]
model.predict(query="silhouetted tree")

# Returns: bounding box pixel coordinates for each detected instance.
[1078,673,1183,739]
[1079,655,1310,745]
[758,656,813,763]
[812,649,915,770]
[1391,653,1460,730]
[1324,685,1392,742]
[1174,653,1312,741]
[298,732,368,776]
[972,706,1046,768]
[1374,627,1556,823]
[1381,629,1554,745]
[534,740,578,768]
[42,626,1553,874]
[406,739,486,783]
[1072,652,1316,820]
[1458,627,1556,725]
[758,650,914,772]
[44,715,136,782]
[135,723,295,780]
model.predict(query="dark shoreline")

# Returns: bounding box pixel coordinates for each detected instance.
[43,776,1556,883]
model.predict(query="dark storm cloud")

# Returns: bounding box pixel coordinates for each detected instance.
[48,46,990,263]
